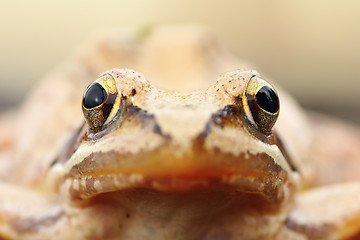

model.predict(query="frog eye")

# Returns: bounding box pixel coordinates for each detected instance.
[242,76,279,134]
[82,74,121,132]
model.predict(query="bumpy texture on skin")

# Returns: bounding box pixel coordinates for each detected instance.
[0,26,360,240]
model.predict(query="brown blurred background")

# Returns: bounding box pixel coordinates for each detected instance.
[0,0,359,125]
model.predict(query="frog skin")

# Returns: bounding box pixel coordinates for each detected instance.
[0,26,360,240]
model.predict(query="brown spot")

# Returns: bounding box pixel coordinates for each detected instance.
[127,105,143,115]
[152,122,163,135]
[125,105,167,137]
[211,105,239,127]
[196,104,277,145]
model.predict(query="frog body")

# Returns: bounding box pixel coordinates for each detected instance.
[0,26,360,240]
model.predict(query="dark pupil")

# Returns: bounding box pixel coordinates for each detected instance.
[255,86,279,113]
[83,83,107,109]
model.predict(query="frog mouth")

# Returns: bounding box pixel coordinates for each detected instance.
[65,149,290,203]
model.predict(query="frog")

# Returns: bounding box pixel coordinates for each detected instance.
[0,26,360,240]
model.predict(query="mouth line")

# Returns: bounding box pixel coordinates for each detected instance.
[66,169,287,203]
[65,148,289,203]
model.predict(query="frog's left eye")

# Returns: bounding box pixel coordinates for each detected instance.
[243,76,279,134]
[82,74,121,132]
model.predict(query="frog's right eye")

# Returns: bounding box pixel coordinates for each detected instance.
[82,74,121,132]
[242,76,280,134]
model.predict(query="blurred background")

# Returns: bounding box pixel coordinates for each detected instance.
[0,0,359,125]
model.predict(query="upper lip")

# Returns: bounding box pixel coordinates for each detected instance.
[65,148,288,203]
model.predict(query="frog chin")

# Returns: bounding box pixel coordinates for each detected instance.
[64,150,291,204]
